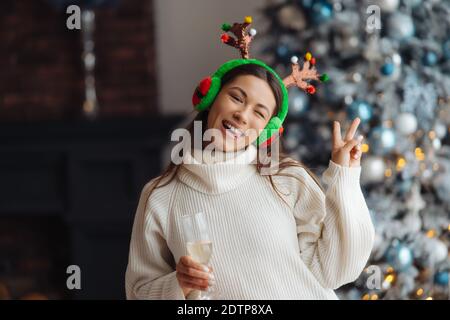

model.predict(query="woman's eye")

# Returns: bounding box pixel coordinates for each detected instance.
[255,111,265,119]
[231,95,243,103]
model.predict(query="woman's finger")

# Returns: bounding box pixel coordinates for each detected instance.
[177,263,210,280]
[344,117,361,141]
[180,275,208,287]
[179,278,209,291]
[351,141,362,154]
[343,137,362,153]
[352,151,362,159]
[332,121,342,149]
[177,272,209,286]
[181,256,210,273]
[178,257,210,279]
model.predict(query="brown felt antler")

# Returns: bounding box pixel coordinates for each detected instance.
[283,53,329,94]
[220,16,257,59]
[220,17,329,94]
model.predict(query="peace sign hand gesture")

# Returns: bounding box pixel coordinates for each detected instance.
[331,117,364,168]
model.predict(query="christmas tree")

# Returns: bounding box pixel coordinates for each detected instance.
[258,0,450,299]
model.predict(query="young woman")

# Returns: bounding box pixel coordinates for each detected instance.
[125,63,375,300]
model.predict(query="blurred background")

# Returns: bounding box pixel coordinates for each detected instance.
[0,0,449,299]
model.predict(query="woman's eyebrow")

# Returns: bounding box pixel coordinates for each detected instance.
[229,86,271,114]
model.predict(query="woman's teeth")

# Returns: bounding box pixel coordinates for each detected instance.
[223,120,244,138]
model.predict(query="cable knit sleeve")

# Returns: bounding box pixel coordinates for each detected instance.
[293,160,375,289]
[125,179,185,300]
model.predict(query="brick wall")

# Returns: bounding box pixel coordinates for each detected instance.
[0,0,158,122]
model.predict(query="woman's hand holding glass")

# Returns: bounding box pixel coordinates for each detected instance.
[176,255,214,298]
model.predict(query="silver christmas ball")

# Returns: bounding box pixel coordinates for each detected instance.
[396,113,418,135]
[387,12,415,41]
[361,156,386,184]
[433,121,447,139]
[432,138,442,150]
[430,239,448,264]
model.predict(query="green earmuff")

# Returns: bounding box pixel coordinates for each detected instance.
[192,58,289,147]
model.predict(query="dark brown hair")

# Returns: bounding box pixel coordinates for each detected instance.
[147,63,323,207]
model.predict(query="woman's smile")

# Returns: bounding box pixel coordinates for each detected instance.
[221,120,246,139]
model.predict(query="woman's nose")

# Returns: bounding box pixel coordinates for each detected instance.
[232,111,248,125]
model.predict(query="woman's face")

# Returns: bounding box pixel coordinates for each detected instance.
[206,74,277,152]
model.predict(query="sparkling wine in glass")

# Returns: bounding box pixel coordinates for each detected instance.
[181,212,218,300]
[186,240,212,265]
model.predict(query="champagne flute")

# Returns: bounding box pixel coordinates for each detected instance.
[181,212,218,300]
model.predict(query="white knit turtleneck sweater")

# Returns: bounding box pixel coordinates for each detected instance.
[125,144,375,300]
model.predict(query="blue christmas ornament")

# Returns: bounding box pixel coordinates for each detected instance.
[386,243,414,271]
[369,126,396,155]
[422,51,438,66]
[276,44,289,58]
[311,1,333,24]
[381,63,395,76]
[347,100,373,123]
[434,271,449,286]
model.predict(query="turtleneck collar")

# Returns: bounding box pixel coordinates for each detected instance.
[176,144,258,194]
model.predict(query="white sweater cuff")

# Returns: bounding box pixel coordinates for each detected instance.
[322,160,361,188]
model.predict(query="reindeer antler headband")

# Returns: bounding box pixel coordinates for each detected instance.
[220,16,329,94]
[192,16,329,147]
